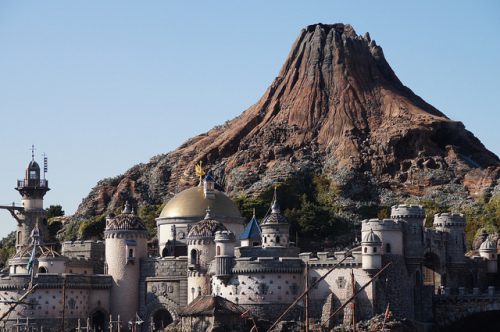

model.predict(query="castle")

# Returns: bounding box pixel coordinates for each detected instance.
[0,156,498,331]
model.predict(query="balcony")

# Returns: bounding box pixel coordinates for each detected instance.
[17,179,49,189]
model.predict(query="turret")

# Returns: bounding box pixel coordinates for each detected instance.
[203,172,215,199]
[260,192,289,248]
[214,230,235,279]
[391,204,425,263]
[479,237,497,274]
[187,209,227,303]
[433,213,466,265]
[361,229,382,270]
[104,202,148,325]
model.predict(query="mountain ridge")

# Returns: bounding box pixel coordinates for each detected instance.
[75,23,499,219]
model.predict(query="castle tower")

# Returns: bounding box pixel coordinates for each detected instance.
[391,205,425,273]
[14,152,50,251]
[187,209,227,303]
[479,237,498,274]
[104,202,148,325]
[361,229,382,270]
[214,230,235,279]
[260,192,289,248]
[433,213,466,265]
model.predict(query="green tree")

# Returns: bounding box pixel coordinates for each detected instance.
[138,204,164,238]
[46,205,64,218]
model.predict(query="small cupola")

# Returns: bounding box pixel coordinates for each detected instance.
[479,237,498,273]
[122,200,133,214]
[203,171,216,199]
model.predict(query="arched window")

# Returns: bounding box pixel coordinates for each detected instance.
[385,243,391,253]
[364,247,367,253]
[38,266,47,273]
[276,236,280,244]
[190,249,198,265]
[264,237,267,243]
[373,247,377,253]
[128,248,134,258]
[216,246,221,256]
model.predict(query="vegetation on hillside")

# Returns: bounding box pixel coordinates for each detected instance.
[235,174,354,251]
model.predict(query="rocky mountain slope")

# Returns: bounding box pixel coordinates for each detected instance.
[76,23,499,219]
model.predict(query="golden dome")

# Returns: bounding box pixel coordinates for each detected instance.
[158,187,242,219]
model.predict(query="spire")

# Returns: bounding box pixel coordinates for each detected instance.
[122,201,132,214]
[204,207,212,220]
[271,185,280,214]
[31,144,35,161]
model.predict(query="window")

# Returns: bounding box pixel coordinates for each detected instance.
[264,237,267,244]
[364,247,367,253]
[216,246,221,256]
[190,249,198,265]
[128,248,134,258]
[29,171,37,179]
[373,247,377,253]
[423,266,434,286]
[276,236,280,244]
[38,266,47,273]
[385,243,391,253]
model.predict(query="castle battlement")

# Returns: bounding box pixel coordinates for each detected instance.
[298,250,362,267]
[391,204,425,219]
[362,218,401,231]
[433,213,465,228]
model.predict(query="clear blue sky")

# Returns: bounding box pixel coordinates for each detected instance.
[0,1,499,239]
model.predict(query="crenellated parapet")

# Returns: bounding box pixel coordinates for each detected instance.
[362,218,402,232]
[433,213,465,229]
[232,256,303,274]
[299,251,362,268]
[391,204,425,219]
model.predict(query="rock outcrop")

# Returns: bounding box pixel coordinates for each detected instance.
[75,23,499,219]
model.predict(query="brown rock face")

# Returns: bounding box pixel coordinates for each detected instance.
[76,23,499,218]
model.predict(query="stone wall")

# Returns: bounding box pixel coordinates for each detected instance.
[62,240,105,274]
[374,255,414,320]
[139,256,188,330]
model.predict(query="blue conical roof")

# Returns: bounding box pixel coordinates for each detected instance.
[239,215,261,240]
